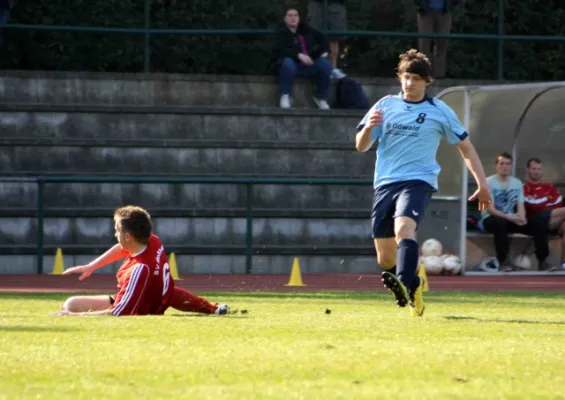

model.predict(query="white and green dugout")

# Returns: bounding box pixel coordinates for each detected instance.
[424,81,565,275]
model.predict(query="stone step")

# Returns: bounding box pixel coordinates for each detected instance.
[0,104,363,145]
[0,217,371,247]
[0,146,375,177]
[0,181,373,210]
[0,71,492,108]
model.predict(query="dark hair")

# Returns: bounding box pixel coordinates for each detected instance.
[526,157,542,167]
[283,6,301,17]
[397,49,433,82]
[114,205,152,245]
[496,152,513,164]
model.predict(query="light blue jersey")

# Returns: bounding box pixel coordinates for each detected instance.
[480,175,524,221]
[356,93,468,190]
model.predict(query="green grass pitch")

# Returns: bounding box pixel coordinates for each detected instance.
[1,291,564,399]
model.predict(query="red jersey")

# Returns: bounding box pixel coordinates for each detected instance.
[523,181,563,216]
[111,234,175,316]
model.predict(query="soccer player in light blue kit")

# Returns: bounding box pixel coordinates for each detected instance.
[355,49,491,316]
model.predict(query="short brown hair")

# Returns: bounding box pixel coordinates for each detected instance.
[114,206,152,245]
[397,49,433,82]
[496,152,513,165]
[526,157,542,167]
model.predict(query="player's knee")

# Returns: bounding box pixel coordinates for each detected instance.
[62,296,80,312]
[559,220,565,235]
[394,222,416,242]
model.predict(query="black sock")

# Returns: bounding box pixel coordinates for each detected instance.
[397,239,420,292]
[383,265,396,275]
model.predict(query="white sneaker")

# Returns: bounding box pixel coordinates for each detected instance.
[313,98,330,110]
[330,68,346,80]
[279,94,291,109]
[215,304,230,315]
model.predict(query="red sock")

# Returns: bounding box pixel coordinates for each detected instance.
[170,286,217,314]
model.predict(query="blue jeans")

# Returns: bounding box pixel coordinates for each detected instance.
[0,7,10,48]
[278,57,332,100]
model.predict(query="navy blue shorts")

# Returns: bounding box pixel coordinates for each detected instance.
[371,179,435,238]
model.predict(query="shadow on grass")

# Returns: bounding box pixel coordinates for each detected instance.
[169,314,248,319]
[444,316,565,326]
[0,325,80,332]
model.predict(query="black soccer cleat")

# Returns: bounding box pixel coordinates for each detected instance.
[381,271,410,308]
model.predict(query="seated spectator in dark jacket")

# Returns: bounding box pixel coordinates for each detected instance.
[271,7,332,110]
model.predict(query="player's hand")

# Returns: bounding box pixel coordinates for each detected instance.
[49,310,72,316]
[468,186,491,211]
[298,53,313,65]
[63,265,93,281]
[513,215,527,226]
[367,109,383,128]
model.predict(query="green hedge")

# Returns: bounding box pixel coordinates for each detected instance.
[1,0,565,80]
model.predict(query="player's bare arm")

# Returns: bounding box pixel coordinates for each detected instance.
[63,243,128,280]
[516,202,527,224]
[355,109,382,152]
[485,202,522,224]
[51,309,114,317]
[456,138,492,210]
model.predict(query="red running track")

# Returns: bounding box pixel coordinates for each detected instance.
[1,274,565,293]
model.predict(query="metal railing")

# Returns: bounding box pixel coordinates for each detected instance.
[2,0,562,80]
[35,176,373,275]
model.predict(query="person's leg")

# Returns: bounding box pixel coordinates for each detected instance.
[329,41,339,69]
[169,286,229,314]
[558,221,565,267]
[0,7,10,48]
[62,295,113,313]
[393,181,434,292]
[278,57,298,106]
[375,237,397,274]
[307,1,324,31]
[391,181,433,317]
[417,12,434,61]
[371,183,409,306]
[433,11,452,78]
[521,215,550,269]
[371,184,397,273]
[547,208,565,231]
[310,58,332,102]
[482,216,511,265]
[326,3,347,70]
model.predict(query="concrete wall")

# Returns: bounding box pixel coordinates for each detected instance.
[0,72,503,274]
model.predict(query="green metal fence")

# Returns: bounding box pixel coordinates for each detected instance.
[36,176,373,275]
[3,0,564,80]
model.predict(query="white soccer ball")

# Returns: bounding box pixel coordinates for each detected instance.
[442,255,462,275]
[421,238,443,257]
[422,255,444,275]
[513,254,532,270]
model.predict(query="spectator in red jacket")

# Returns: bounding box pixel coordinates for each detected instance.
[524,157,565,271]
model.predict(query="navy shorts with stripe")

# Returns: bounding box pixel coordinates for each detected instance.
[372,179,435,238]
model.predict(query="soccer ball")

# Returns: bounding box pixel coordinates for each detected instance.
[513,254,532,270]
[421,238,443,257]
[442,255,462,275]
[422,255,444,275]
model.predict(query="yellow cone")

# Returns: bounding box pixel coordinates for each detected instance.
[168,252,182,280]
[51,248,65,275]
[285,257,307,287]
[418,261,429,292]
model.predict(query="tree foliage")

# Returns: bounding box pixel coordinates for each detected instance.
[1,0,565,79]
